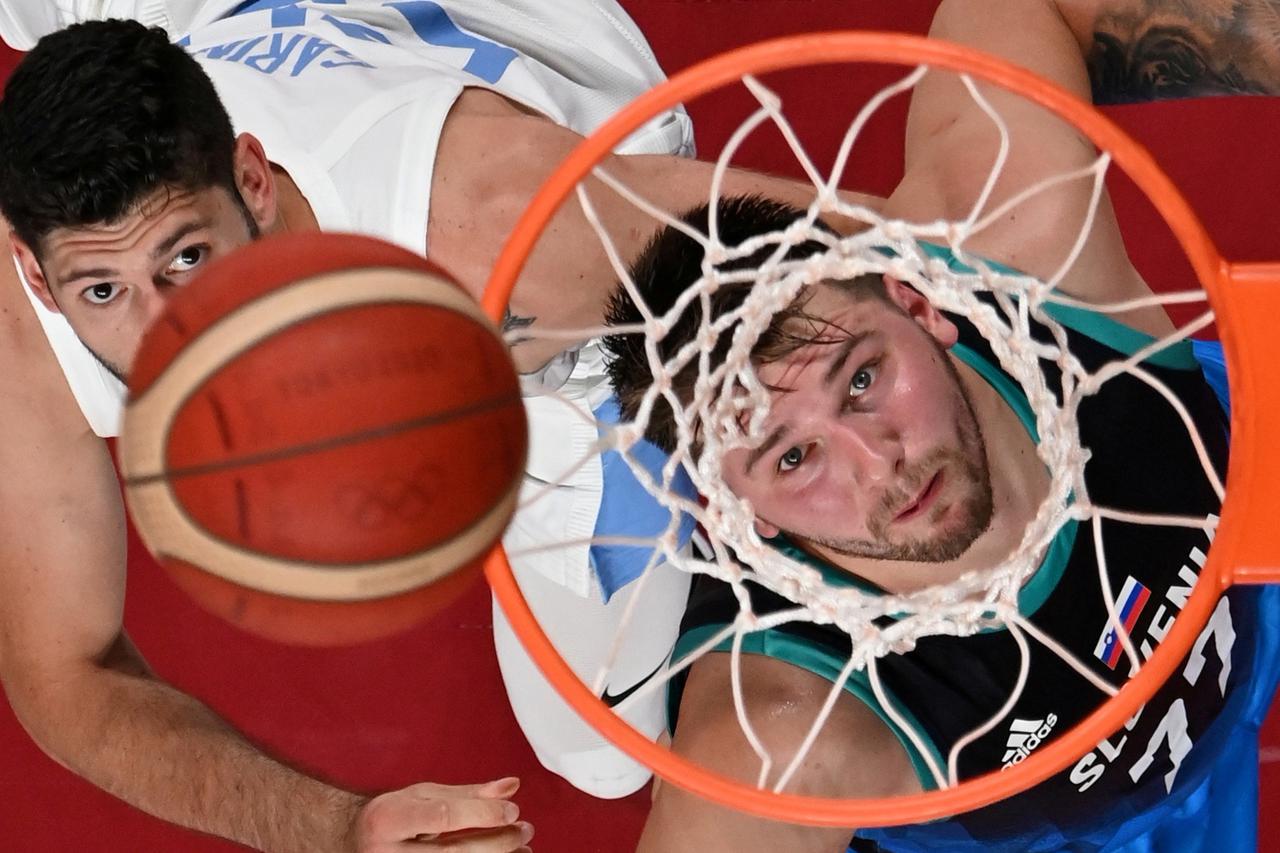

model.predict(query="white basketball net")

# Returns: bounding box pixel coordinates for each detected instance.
[506,66,1223,793]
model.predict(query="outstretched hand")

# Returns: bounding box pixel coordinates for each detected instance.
[354,777,533,852]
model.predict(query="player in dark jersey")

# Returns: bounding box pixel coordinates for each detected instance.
[607,195,1261,851]
[601,1,1280,850]
[622,200,1258,848]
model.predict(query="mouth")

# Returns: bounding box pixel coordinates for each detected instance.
[893,471,943,523]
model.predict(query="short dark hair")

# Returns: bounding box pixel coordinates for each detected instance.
[0,19,239,251]
[603,195,885,453]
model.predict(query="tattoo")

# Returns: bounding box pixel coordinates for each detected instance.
[1088,1,1278,104]
[502,306,536,344]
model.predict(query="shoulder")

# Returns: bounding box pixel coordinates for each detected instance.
[639,649,920,850]
[674,651,923,798]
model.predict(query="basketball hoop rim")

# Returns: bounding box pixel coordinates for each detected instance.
[481,30,1270,827]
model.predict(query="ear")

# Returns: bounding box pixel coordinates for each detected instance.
[882,275,958,348]
[231,133,279,233]
[753,518,781,539]
[11,233,60,314]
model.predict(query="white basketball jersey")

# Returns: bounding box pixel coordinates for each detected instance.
[17,0,693,438]
[0,0,241,49]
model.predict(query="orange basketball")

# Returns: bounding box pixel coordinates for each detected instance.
[119,232,526,646]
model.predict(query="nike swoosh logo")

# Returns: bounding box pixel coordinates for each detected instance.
[601,658,667,708]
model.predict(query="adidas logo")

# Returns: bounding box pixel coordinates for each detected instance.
[1000,714,1058,769]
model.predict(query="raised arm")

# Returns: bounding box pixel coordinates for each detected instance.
[884,0,1280,337]
[427,88,885,375]
[0,260,527,851]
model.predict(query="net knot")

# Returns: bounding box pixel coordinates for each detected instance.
[883,220,909,241]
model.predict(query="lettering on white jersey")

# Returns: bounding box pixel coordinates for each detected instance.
[184,1,519,83]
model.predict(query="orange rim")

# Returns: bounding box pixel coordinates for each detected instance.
[481,31,1280,826]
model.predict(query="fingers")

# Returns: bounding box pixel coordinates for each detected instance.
[477,777,520,799]
[401,777,520,802]
[417,820,535,852]
[363,790,516,838]
[406,793,520,835]
[356,778,530,853]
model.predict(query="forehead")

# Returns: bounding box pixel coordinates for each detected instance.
[756,288,894,379]
[786,282,894,337]
[40,186,223,260]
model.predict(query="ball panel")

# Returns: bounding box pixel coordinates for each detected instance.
[164,301,518,472]
[159,554,485,646]
[130,233,458,397]
[124,472,520,602]
[167,401,526,564]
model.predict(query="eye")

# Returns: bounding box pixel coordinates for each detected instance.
[82,282,120,305]
[848,364,877,398]
[777,445,807,474]
[166,245,207,275]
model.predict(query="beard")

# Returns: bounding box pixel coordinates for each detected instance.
[787,351,995,564]
[86,344,128,384]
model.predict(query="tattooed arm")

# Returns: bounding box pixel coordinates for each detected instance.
[501,306,537,344]
[1056,0,1280,103]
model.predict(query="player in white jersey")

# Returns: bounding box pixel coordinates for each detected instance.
[0,3,878,850]
[9,0,699,802]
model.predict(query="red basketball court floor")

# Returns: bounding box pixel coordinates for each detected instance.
[2,2,1278,850]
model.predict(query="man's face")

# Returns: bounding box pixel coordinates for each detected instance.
[720,280,994,564]
[22,184,258,380]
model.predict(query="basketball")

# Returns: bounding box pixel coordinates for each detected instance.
[119,232,527,646]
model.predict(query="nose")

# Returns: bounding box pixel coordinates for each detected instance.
[831,417,904,486]
[138,280,177,331]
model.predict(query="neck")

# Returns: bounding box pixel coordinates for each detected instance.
[809,353,1049,595]
[267,164,319,234]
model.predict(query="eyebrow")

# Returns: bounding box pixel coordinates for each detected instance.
[744,423,789,475]
[742,331,874,475]
[150,219,211,261]
[822,331,872,384]
[56,266,120,288]
[56,218,211,288]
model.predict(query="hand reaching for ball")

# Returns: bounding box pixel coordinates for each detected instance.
[353,777,533,852]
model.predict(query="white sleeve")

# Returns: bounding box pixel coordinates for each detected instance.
[12,257,125,437]
[0,0,242,49]
[0,0,59,49]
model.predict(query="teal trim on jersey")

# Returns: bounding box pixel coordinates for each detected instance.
[766,520,1077,625]
[1013,514,1078,618]
[948,340,1081,617]
[1039,301,1198,370]
[952,342,1038,439]
[770,536,883,595]
[671,623,946,792]
[909,240,1199,370]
